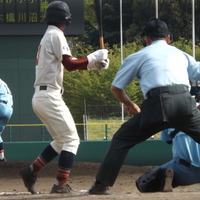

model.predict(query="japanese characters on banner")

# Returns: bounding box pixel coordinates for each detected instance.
[0,0,49,24]
[0,0,84,35]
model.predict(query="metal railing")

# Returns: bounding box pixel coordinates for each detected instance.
[5,123,124,142]
[6,124,46,142]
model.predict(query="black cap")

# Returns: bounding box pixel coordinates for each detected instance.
[141,19,170,38]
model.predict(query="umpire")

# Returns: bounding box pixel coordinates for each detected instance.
[88,18,200,194]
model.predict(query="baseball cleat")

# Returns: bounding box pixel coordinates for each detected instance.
[50,183,72,193]
[19,167,37,194]
[88,181,109,195]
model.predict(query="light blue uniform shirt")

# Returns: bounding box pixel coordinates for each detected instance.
[112,40,200,98]
[161,129,200,167]
[0,79,13,143]
[0,79,13,104]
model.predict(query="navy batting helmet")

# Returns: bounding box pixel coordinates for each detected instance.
[45,1,72,25]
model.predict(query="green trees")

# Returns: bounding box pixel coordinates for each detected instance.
[64,0,200,123]
[82,0,200,47]
[63,42,143,122]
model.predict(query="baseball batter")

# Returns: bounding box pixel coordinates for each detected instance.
[19,0,109,194]
[0,79,13,161]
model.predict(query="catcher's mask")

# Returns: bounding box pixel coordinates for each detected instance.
[45,1,72,26]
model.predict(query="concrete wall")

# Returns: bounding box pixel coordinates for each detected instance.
[0,36,43,140]
[4,140,172,166]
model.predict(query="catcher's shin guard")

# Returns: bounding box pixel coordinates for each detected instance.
[135,168,174,192]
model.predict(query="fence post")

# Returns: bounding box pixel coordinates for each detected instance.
[83,115,88,140]
[9,126,12,142]
[41,125,45,141]
[104,124,108,140]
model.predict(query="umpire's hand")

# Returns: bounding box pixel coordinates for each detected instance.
[111,85,141,115]
[125,102,141,115]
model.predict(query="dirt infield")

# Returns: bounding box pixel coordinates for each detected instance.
[0,161,200,200]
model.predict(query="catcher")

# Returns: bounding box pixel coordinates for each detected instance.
[0,79,13,161]
[136,128,200,192]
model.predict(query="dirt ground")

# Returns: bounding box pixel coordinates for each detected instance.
[0,161,200,200]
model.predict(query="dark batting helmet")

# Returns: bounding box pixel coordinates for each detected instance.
[45,1,72,25]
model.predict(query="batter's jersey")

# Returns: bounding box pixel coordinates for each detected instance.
[161,129,200,167]
[34,25,71,91]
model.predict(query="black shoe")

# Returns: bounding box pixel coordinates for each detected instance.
[19,167,37,194]
[50,183,72,194]
[0,158,6,162]
[162,168,174,192]
[88,182,109,195]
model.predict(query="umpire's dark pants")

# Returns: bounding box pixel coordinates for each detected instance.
[96,85,200,186]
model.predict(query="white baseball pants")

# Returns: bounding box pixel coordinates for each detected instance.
[32,86,80,155]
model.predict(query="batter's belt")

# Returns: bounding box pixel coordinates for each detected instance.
[35,85,63,94]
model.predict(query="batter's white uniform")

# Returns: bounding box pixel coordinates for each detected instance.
[32,25,80,155]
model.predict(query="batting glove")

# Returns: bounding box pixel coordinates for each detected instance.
[87,58,110,71]
[87,49,108,63]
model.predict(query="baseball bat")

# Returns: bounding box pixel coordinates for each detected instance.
[94,0,105,49]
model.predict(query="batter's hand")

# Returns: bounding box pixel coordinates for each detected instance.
[101,58,109,69]
[87,59,109,71]
[125,102,141,115]
[87,49,108,63]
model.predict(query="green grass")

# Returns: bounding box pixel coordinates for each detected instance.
[85,119,161,140]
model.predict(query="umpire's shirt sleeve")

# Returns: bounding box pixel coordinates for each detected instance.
[112,53,140,89]
[184,52,200,80]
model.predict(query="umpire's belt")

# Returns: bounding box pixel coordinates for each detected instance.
[146,85,188,99]
[179,159,191,167]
